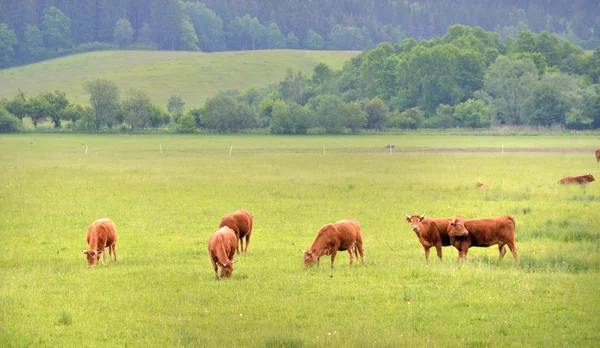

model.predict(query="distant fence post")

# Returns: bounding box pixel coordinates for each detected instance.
[229,145,233,155]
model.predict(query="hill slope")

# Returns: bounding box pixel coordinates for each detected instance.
[0,50,359,109]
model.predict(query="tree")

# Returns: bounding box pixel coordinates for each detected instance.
[327,25,373,50]
[42,7,73,52]
[122,89,151,130]
[285,32,299,49]
[180,17,199,51]
[363,98,389,130]
[27,95,51,128]
[42,90,70,128]
[453,99,492,128]
[151,0,182,50]
[344,101,367,132]
[305,29,324,50]
[315,94,345,133]
[0,23,18,68]
[4,90,28,125]
[176,113,196,133]
[167,94,185,121]
[266,23,285,49]
[181,1,225,52]
[148,104,168,128]
[269,99,291,134]
[23,25,47,63]
[0,105,20,132]
[483,56,538,125]
[113,18,134,47]
[84,79,120,131]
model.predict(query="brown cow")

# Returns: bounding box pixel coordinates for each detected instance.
[446,216,518,262]
[208,226,238,279]
[218,209,253,254]
[476,182,488,188]
[302,218,365,268]
[595,149,600,162]
[81,218,118,268]
[404,214,454,262]
[558,173,595,184]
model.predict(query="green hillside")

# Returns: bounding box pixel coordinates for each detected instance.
[0,50,359,109]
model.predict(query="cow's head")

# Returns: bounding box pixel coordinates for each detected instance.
[586,173,595,182]
[81,249,102,268]
[219,260,237,278]
[404,214,425,233]
[302,250,318,267]
[448,218,469,237]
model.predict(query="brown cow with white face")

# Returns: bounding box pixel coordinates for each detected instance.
[303,218,365,268]
[208,226,238,279]
[218,209,253,254]
[81,218,118,268]
[558,173,595,184]
[404,214,454,262]
[447,216,518,262]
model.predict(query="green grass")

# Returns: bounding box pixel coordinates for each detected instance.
[1,134,600,347]
[0,50,359,109]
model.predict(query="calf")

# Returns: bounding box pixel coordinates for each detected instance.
[208,226,238,279]
[81,218,117,268]
[558,173,595,184]
[303,218,365,268]
[404,214,454,262]
[447,216,518,262]
[218,209,253,254]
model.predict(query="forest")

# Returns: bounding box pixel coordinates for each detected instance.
[2,24,600,133]
[1,0,600,69]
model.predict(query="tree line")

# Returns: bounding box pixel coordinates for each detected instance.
[1,0,599,69]
[2,25,600,133]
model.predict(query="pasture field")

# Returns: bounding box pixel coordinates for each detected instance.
[0,50,359,109]
[1,134,600,347]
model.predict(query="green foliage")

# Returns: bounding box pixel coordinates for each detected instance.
[202,93,256,132]
[26,94,51,128]
[176,112,196,133]
[42,90,69,128]
[167,94,185,121]
[305,29,324,50]
[23,25,47,63]
[42,7,73,52]
[0,22,18,68]
[285,32,299,49]
[343,101,366,132]
[363,97,389,130]
[315,94,345,133]
[122,89,151,131]
[84,79,120,131]
[0,105,20,132]
[180,17,200,52]
[267,23,285,49]
[453,99,492,128]
[113,18,134,47]
[327,25,373,51]
[4,90,28,124]
[151,0,182,50]
[181,1,225,52]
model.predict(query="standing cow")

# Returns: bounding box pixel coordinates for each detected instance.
[595,149,600,162]
[218,209,253,254]
[404,214,454,262]
[447,216,518,262]
[302,218,365,268]
[208,226,238,279]
[558,173,595,184]
[81,218,118,268]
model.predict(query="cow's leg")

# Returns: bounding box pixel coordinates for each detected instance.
[330,250,337,269]
[498,243,507,260]
[347,248,354,267]
[423,247,430,263]
[113,244,117,262]
[102,247,106,264]
[355,242,365,263]
[435,243,443,261]
[211,259,219,280]
[506,242,519,262]
[244,233,250,253]
[235,230,241,254]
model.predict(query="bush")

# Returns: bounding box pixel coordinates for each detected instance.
[176,113,196,133]
[0,106,21,132]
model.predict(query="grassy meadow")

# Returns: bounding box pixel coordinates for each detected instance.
[1,134,600,347]
[0,50,359,109]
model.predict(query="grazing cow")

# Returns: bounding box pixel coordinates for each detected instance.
[476,182,488,188]
[446,216,518,262]
[385,144,395,149]
[404,214,454,262]
[218,209,253,254]
[596,149,600,162]
[208,226,238,279]
[303,218,365,268]
[81,218,117,268]
[558,173,595,184]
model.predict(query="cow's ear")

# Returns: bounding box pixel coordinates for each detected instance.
[81,250,87,254]
[231,260,238,264]
[404,215,411,222]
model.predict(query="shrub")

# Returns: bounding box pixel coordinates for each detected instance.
[0,106,21,132]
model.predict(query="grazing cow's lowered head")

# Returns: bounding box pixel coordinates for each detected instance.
[218,259,237,278]
[302,249,318,267]
[81,249,102,268]
[405,214,426,233]
[447,217,469,237]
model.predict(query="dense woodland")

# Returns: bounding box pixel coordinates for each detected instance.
[1,0,600,69]
[2,24,600,133]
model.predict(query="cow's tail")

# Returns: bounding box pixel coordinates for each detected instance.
[506,216,516,229]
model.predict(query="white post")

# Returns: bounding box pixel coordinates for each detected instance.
[229,145,233,155]
[85,146,88,156]
[160,144,162,154]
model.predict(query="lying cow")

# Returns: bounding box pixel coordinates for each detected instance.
[81,218,118,268]
[218,209,253,254]
[558,173,595,184]
[303,218,365,268]
[476,182,488,188]
[208,226,238,279]
[447,216,518,262]
[404,214,455,262]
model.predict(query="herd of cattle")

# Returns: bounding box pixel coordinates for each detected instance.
[81,149,599,278]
